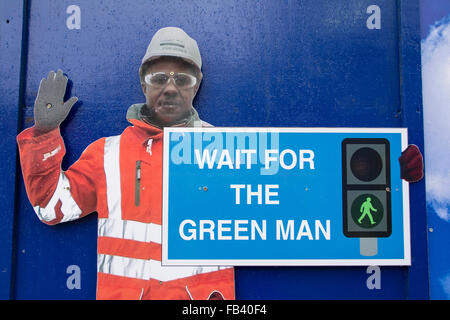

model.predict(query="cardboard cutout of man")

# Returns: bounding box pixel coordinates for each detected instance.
[16,26,423,300]
[17,27,234,300]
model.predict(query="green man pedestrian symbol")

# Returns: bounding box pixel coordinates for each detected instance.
[351,194,384,229]
[358,197,377,225]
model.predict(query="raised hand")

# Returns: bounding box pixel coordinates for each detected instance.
[34,69,78,134]
[399,144,424,183]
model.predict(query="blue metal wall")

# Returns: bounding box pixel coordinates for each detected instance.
[0,0,428,299]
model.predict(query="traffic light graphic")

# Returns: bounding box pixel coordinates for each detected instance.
[342,138,391,238]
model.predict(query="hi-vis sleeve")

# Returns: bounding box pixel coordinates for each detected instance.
[17,126,105,225]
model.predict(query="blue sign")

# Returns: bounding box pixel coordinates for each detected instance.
[162,128,410,266]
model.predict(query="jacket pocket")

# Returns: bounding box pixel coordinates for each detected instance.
[135,160,141,206]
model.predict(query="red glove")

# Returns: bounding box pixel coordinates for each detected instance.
[398,144,424,183]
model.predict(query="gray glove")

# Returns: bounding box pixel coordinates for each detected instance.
[34,69,78,134]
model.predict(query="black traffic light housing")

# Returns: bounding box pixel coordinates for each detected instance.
[342,138,392,238]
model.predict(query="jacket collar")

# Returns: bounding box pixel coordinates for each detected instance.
[126,103,202,129]
[125,103,204,145]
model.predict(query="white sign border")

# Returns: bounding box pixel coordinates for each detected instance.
[162,127,410,266]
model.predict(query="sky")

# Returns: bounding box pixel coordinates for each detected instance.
[420,0,450,299]
[422,13,450,222]
[420,1,450,39]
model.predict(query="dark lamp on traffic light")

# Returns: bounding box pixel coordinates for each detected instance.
[350,147,383,182]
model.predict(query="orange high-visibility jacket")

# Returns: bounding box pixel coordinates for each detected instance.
[16,107,235,300]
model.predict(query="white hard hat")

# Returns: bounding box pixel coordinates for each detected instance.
[140,27,202,76]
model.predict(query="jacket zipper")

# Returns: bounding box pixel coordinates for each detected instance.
[135,160,141,206]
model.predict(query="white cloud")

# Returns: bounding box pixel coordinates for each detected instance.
[440,273,450,299]
[421,15,450,222]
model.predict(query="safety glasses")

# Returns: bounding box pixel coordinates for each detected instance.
[144,71,197,89]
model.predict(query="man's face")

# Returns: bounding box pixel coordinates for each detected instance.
[141,58,201,127]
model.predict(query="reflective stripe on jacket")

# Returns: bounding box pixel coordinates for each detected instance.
[17,116,235,300]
